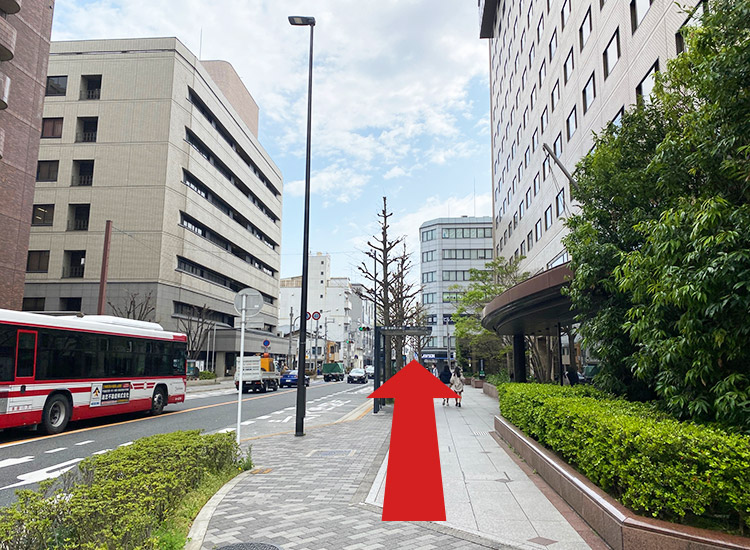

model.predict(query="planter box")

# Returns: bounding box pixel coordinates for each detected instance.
[483,382,499,399]
[472,379,484,388]
[493,415,750,550]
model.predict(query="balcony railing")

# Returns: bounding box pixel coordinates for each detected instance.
[67,219,89,231]
[81,88,100,100]
[75,174,93,186]
[62,265,85,278]
[77,131,97,143]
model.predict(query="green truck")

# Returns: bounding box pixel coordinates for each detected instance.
[322,362,345,382]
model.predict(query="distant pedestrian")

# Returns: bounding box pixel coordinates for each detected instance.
[439,365,452,405]
[450,367,464,407]
[566,368,579,386]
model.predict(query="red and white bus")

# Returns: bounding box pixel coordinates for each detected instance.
[0,308,187,434]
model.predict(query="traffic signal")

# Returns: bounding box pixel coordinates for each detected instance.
[358,326,371,331]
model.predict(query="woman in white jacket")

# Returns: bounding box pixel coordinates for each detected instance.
[450,367,464,407]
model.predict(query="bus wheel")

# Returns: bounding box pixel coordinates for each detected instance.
[42,394,71,434]
[150,388,166,415]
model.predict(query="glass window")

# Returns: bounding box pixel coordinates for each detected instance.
[36,160,59,182]
[583,73,596,113]
[519,201,525,220]
[45,76,68,97]
[556,189,566,216]
[541,107,549,133]
[580,8,592,49]
[561,0,571,28]
[534,173,540,195]
[564,48,574,83]
[537,14,545,43]
[551,80,560,111]
[636,61,659,104]
[566,107,577,140]
[530,85,537,110]
[545,206,553,229]
[631,0,653,32]
[27,251,50,273]
[527,231,534,251]
[549,29,558,59]
[604,29,621,78]
[31,205,54,226]
[421,251,435,262]
[535,219,543,240]
[539,59,547,86]
[543,157,551,179]
[41,118,63,138]
[532,128,539,151]
[612,106,625,127]
[422,271,435,283]
[526,188,532,208]
[554,133,563,156]
[529,42,535,66]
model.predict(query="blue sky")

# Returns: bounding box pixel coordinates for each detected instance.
[52,0,493,282]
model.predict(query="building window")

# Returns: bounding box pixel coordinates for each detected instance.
[519,201,525,220]
[523,107,529,129]
[631,0,653,32]
[567,107,577,140]
[541,107,549,133]
[527,231,534,251]
[26,251,50,273]
[604,29,621,78]
[72,160,95,186]
[422,271,435,283]
[422,251,435,262]
[45,76,67,97]
[535,219,543,240]
[80,75,102,100]
[556,189,566,216]
[529,42,535,66]
[524,147,531,167]
[521,68,528,90]
[551,80,560,111]
[532,128,539,151]
[543,157,551,179]
[442,292,464,303]
[422,293,436,304]
[554,133,563,156]
[539,59,547,86]
[60,297,82,311]
[534,173,540,195]
[525,188,532,208]
[549,29,558,59]
[76,117,98,143]
[537,14,545,43]
[636,61,659,104]
[530,85,537,110]
[612,106,625,127]
[563,48,575,83]
[41,118,63,138]
[580,8,593,50]
[545,206,553,229]
[520,240,526,256]
[676,2,705,54]
[36,160,59,182]
[31,205,54,226]
[22,297,45,311]
[583,73,596,113]
[421,229,436,241]
[561,0,572,27]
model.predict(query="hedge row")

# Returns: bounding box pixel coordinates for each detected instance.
[0,431,241,549]
[498,383,750,531]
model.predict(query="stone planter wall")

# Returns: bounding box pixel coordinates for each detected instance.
[483,382,499,399]
[493,415,749,550]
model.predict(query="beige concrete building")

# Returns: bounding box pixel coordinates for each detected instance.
[480,0,702,274]
[24,38,284,358]
[0,0,55,310]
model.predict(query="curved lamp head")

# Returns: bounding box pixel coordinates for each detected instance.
[289,16,316,26]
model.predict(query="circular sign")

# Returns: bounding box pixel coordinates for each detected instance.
[263,339,270,347]
[234,288,263,317]
[312,311,321,320]
[306,312,311,320]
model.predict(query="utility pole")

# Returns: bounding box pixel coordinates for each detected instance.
[287,307,293,369]
[97,220,113,315]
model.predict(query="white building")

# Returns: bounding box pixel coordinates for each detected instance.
[479,0,702,274]
[419,216,493,367]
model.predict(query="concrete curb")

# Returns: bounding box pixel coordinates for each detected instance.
[185,470,250,550]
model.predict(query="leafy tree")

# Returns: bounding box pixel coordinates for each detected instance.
[452,257,528,376]
[617,198,750,429]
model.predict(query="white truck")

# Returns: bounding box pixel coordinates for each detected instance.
[234,356,280,393]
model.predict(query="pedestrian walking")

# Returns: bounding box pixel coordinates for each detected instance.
[450,367,464,407]
[439,364,452,405]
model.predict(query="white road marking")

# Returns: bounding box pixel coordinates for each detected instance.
[92,449,111,455]
[0,457,84,490]
[240,420,256,425]
[44,447,67,454]
[118,441,133,447]
[268,416,294,424]
[0,456,34,469]
[75,440,94,446]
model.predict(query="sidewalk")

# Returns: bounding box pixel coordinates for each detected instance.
[187,386,606,550]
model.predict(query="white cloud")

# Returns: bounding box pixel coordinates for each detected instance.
[285,163,369,203]
[383,166,407,180]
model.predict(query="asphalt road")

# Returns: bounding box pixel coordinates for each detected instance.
[0,378,375,508]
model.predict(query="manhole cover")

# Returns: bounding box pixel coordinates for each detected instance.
[305,449,355,458]
[218,544,283,550]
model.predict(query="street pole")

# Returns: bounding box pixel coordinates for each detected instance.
[97,220,112,315]
[211,322,217,373]
[235,295,246,445]
[287,307,293,369]
[289,14,316,437]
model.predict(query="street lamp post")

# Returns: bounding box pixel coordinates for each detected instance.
[289,14,316,437]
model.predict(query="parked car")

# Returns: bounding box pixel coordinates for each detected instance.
[280,370,310,388]
[365,366,374,379]
[347,368,368,384]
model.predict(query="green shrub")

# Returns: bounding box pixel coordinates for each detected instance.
[487,370,510,386]
[498,383,750,532]
[198,370,217,380]
[0,431,241,549]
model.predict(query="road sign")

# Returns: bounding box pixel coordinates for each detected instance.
[379,325,432,336]
[312,311,321,320]
[233,288,263,317]
[306,312,311,320]
[263,339,270,347]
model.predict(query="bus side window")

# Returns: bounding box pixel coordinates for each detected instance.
[0,326,15,382]
[16,332,37,378]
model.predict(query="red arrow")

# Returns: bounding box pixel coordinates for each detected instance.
[369,360,458,521]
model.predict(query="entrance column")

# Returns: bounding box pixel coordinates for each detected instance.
[513,334,526,383]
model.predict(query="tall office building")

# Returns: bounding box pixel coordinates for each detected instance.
[479,0,701,274]
[24,38,283,338]
[419,216,493,367]
[0,0,55,310]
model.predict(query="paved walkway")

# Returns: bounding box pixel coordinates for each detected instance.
[188,386,606,550]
